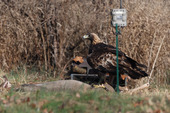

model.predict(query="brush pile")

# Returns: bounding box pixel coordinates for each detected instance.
[0,0,169,85]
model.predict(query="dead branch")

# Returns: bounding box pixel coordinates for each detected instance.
[148,36,166,83]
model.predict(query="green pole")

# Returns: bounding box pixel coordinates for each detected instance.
[116,24,119,93]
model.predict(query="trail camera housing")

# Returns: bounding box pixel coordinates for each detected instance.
[112,9,127,27]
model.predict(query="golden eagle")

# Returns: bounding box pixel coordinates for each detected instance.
[83,33,148,87]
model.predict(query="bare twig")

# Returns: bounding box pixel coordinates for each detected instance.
[59,59,73,79]
[147,31,156,72]
[128,83,149,94]
[40,27,48,73]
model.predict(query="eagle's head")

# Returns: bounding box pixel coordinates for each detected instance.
[83,33,103,45]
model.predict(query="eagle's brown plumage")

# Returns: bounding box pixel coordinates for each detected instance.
[83,33,148,87]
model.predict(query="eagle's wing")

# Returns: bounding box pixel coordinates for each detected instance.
[91,43,124,56]
[87,43,148,79]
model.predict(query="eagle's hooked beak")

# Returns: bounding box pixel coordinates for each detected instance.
[83,35,89,39]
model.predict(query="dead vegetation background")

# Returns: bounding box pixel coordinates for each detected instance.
[0,0,169,84]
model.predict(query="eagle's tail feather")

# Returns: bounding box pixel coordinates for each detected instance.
[123,67,148,79]
[126,56,147,69]
[122,56,148,79]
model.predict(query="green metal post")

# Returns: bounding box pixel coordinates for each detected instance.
[116,24,119,93]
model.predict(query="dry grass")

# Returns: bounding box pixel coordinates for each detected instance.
[0,0,169,85]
